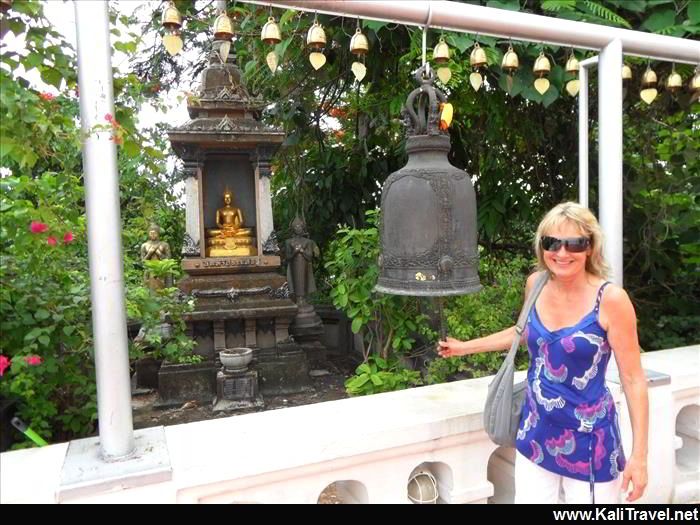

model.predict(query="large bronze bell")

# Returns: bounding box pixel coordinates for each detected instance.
[350,27,369,55]
[306,20,326,50]
[213,12,234,41]
[261,16,281,45]
[376,65,481,297]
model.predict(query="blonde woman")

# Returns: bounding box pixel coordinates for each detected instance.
[439,202,648,504]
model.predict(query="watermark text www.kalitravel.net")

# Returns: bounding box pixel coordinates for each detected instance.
[553,507,699,521]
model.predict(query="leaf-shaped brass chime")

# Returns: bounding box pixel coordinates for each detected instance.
[433,37,451,84]
[533,52,551,95]
[307,20,327,70]
[501,44,519,94]
[640,65,658,105]
[349,26,369,82]
[261,16,282,73]
[565,52,580,97]
[161,2,183,56]
[469,42,487,91]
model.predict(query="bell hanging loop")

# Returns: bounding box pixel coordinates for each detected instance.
[261,16,281,45]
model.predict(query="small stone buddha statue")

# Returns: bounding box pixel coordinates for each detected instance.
[140,223,172,289]
[206,189,257,256]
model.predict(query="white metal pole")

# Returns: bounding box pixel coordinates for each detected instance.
[578,56,598,210]
[578,65,589,208]
[598,39,624,286]
[74,0,135,460]
[249,0,700,64]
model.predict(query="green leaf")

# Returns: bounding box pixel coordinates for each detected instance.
[35,309,51,321]
[123,140,140,158]
[642,10,676,33]
[690,1,700,24]
[351,317,362,333]
[364,20,387,33]
[38,335,50,346]
[486,0,520,11]
[40,67,63,89]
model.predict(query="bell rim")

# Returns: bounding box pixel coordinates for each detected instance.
[374,281,483,297]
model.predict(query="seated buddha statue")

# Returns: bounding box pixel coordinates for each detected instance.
[206,190,257,256]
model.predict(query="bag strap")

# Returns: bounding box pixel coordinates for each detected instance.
[506,271,550,362]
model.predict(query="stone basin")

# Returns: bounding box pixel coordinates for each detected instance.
[220,347,253,371]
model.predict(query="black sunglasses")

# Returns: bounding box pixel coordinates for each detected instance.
[541,236,591,253]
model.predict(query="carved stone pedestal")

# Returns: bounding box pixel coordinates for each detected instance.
[213,368,264,412]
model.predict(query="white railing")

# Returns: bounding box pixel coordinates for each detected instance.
[1,345,697,504]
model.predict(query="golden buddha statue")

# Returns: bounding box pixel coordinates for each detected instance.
[206,189,257,256]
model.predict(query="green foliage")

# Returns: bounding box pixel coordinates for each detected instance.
[345,355,422,396]
[126,286,198,364]
[324,210,430,358]
[0,1,184,444]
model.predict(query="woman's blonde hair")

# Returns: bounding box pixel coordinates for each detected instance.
[533,202,611,279]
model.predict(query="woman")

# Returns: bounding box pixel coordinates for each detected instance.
[438,202,648,504]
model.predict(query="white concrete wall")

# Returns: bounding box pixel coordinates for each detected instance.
[1,345,697,504]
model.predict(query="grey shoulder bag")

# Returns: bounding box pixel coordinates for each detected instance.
[483,271,549,448]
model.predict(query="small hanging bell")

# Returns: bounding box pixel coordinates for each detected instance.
[349,27,369,55]
[533,52,551,95]
[640,66,658,104]
[433,37,450,64]
[622,64,633,81]
[306,20,326,50]
[469,43,487,69]
[213,12,234,41]
[565,53,579,74]
[161,2,183,56]
[261,16,281,45]
[161,1,182,33]
[665,69,683,94]
[691,69,700,94]
[501,44,519,74]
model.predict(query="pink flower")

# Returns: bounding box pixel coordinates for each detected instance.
[47,236,57,246]
[39,92,56,101]
[30,221,49,233]
[104,113,114,123]
[63,231,74,244]
[24,356,43,366]
[0,355,10,376]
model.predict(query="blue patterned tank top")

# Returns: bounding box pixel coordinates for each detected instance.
[515,281,626,492]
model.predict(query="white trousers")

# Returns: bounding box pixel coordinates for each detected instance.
[514,451,622,504]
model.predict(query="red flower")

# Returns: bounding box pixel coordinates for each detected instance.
[47,236,57,246]
[63,231,74,244]
[0,355,10,376]
[24,356,43,366]
[39,92,56,101]
[30,221,49,234]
